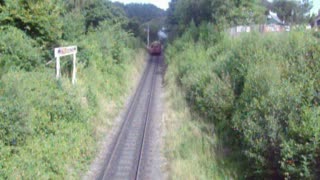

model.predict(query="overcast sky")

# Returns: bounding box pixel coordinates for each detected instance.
[110,0,320,15]
[110,0,170,10]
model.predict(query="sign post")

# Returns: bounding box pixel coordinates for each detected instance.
[72,53,77,85]
[147,24,150,47]
[54,46,78,85]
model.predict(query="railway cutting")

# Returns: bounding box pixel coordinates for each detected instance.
[98,55,163,180]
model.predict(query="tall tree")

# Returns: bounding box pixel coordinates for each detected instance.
[0,0,65,46]
[174,0,212,27]
[166,0,178,25]
[123,3,165,23]
[269,0,312,24]
[166,0,265,32]
[83,0,126,31]
[113,2,166,39]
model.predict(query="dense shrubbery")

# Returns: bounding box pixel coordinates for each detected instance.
[167,29,320,178]
[0,0,64,46]
[0,0,143,178]
[0,71,88,145]
[0,26,42,75]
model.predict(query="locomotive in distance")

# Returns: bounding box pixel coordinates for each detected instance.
[148,41,162,56]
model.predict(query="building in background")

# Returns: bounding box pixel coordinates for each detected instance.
[264,10,286,32]
[228,11,287,36]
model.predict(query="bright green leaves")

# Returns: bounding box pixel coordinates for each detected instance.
[83,0,126,32]
[61,12,86,41]
[0,26,41,74]
[0,0,64,46]
[168,31,320,178]
[167,0,266,35]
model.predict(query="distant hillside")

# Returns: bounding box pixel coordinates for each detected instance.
[143,16,166,42]
[114,2,166,23]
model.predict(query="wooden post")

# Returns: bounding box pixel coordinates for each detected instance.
[56,57,61,79]
[54,46,77,85]
[72,53,77,85]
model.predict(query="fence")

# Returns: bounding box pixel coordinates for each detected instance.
[228,24,287,37]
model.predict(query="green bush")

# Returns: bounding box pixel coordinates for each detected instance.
[0,0,64,46]
[77,22,131,68]
[168,29,320,178]
[0,71,88,146]
[61,12,86,41]
[0,26,42,75]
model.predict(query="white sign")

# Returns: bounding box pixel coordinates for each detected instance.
[54,46,77,58]
[54,46,77,85]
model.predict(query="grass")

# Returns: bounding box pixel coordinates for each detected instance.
[163,64,241,179]
[88,49,146,139]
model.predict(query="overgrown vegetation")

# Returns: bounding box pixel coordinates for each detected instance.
[0,0,146,178]
[167,27,320,178]
[166,0,266,39]
[166,0,319,178]
[164,58,240,179]
[166,0,313,40]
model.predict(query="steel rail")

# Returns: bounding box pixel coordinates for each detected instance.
[98,56,159,180]
[98,59,153,180]
[134,56,158,180]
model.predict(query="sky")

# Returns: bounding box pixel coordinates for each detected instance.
[311,0,320,15]
[110,0,170,10]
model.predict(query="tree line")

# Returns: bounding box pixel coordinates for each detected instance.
[167,0,314,36]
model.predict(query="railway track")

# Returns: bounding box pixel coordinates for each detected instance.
[98,55,160,180]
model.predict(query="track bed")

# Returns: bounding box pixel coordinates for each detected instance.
[98,56,162,180]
